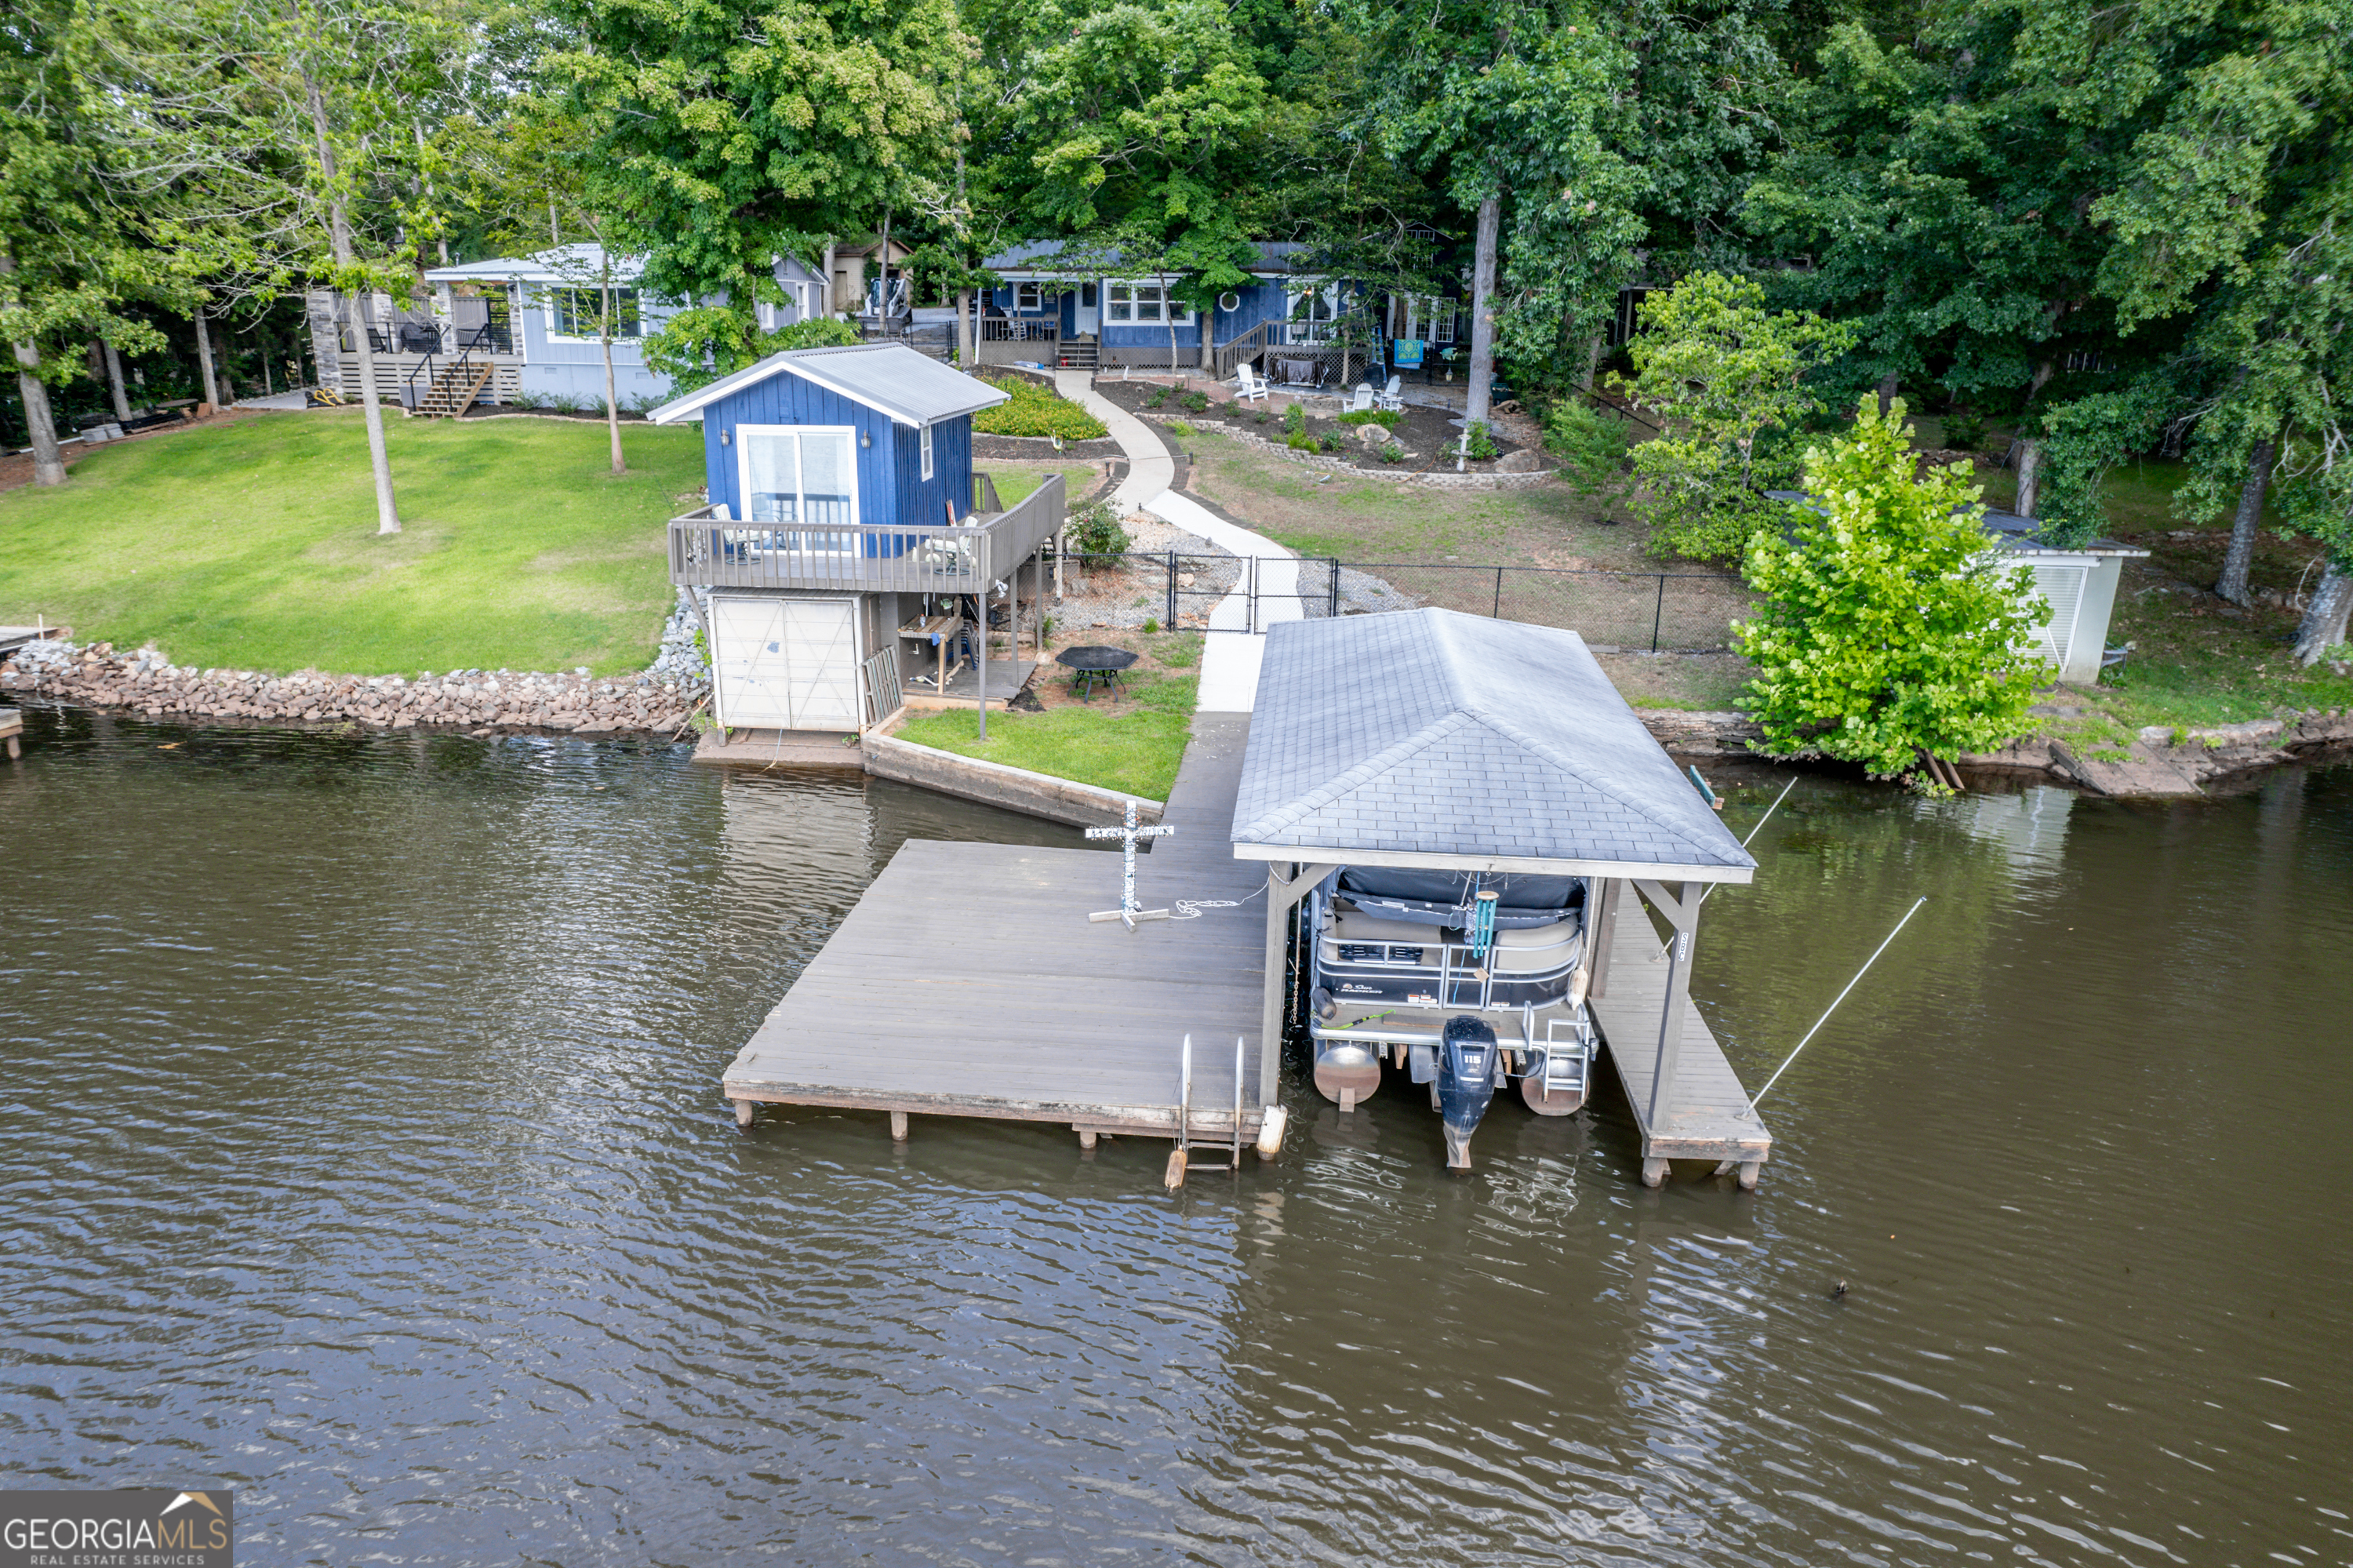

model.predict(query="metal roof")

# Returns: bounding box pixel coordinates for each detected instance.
[1231,610,1758,881]
[982,239,1307,276]
[1765,490,2150,558]
[423,244,644,286]
[646,343,1010,427]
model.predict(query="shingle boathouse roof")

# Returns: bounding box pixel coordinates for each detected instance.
[1231,609,1758,881]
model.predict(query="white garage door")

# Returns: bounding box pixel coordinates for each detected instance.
[710,595,862,731]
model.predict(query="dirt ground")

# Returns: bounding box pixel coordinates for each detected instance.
[1091,373,1537,474]
[0,406,278,494]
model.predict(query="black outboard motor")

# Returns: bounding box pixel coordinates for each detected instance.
[1437,1014,1500,1170]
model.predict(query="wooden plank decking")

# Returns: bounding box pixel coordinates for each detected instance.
[724,713,1269,1140]
[1587,898,1772,1170]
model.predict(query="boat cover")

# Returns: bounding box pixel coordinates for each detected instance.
[1337,868,1584,930]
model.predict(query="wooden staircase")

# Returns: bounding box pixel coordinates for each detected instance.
[416,356,494,418]
[1058,335,1099,371]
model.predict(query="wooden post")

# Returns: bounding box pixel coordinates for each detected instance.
[1632,880,1705,1131]
[1259,863,1340,1108]
[1260,866,1290,1110]
[1587,878,1620,999]
[890,1109,909,1141]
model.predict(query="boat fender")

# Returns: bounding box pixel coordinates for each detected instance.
[1568,966,1590,1007]
[1409,1041,1437,1084]
[1311,986,1337,1021]
[1256,1105,1289,1159]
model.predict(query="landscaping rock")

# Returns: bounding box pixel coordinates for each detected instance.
[0,635,707,740]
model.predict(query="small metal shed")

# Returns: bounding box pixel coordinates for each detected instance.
[1231,609,1773,1183]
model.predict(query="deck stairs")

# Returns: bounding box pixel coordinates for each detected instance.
[1058,336,1099,371]
[416,358,494,418]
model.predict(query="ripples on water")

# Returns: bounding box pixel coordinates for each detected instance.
[2,706,2348,1566]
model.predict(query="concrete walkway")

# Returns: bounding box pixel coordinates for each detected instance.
[1056,370,1298,713]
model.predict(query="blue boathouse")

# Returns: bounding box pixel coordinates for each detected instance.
[649,344,1064,737]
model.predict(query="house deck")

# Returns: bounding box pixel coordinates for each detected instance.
[723,713,1268,1142]
[1586,898,1772,1173]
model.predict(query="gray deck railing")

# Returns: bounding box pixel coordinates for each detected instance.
[667,473,1064,595]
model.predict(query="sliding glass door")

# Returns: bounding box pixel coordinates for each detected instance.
[739,426,860,548]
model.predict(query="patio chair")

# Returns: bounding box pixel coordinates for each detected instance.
[1235,363,1270,404]
[1373,374,1405,412]
[1344,384,1375,416]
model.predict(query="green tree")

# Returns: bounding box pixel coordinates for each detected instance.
[545,0,969,387]
[1737,398,2046,779]
[1349,0,1641,419]
[0,0,169,486]
[1613,270,1853,558]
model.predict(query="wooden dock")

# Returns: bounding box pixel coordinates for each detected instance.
[723,713,1270,1144]
[0,705,19,761]
[1585,897,1772,1186]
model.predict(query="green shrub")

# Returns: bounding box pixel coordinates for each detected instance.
[1541,398,1631,497]
[1253,410,1271,424]
[1144,386,1170,409]
[1066,501,1131,557]
[1143,617,1160,635]
[1379,441,1406,464]
[1338,409,1402,430]
[1942,408,1987,449]
[1180,390,1209,413]
[971,376,1109,440]
[507,390,547,410]
[1464,420,1499,460]
[1282,402,1305,435]
[1736,398,2045,778]
[1168,418,1194,437]
[1286,431,1318,452]
[1318,431,1345,453]
[547,392,586,414]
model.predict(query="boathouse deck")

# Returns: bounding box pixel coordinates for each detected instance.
[1586,896,1772,1181]
[722,713,1269,1141]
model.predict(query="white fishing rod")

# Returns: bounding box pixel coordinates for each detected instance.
[1747,896,1927,1111]
[1698,775,1800,909]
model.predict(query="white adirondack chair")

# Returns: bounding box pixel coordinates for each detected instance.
[1373,375,1405,412]
[1344,384,1375,415]
[1234,363,1270,404]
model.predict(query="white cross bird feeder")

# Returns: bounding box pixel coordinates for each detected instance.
[1086,800,1176,929]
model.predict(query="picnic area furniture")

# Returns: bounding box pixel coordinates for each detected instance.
[1055,644,1139,702]
[1234,363,1270,404]
[1373,374,1404,411]
[1343,384,1375,415]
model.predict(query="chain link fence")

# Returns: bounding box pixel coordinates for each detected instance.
[1045,548,1751,651]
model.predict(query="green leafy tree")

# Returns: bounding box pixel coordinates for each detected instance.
[1613,271,1853,558]
[0,0,170,486]
[545,0,969,388]
[1348,0,1642,418]
[1737,398,2046,778]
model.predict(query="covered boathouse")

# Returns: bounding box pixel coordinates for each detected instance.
[1231,609,1773,1185]
[649,343,1064,740]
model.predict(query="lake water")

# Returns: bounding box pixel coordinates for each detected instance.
[3,704,2348,1566]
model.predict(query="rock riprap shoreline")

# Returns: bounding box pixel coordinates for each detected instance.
[2,637,708,737]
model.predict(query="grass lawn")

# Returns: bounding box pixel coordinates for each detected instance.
[896,668,1198,800]
[976,464,1093,508]
[0,411,705,675]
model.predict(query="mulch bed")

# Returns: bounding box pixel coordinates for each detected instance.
[1089,373,1528,473]
[973,433,1122,462]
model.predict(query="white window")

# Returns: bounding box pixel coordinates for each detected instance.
[546,286,642,341]
[920,423,934,482]
[1286,283,1340,343]
[738,425,860,533]
[1015,282,1042,312]
[1106,279,1195,326]
[1387,294,1455,344]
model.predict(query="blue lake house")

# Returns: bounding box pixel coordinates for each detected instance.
[976,240,1464,384]
[649,344,1065,737]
